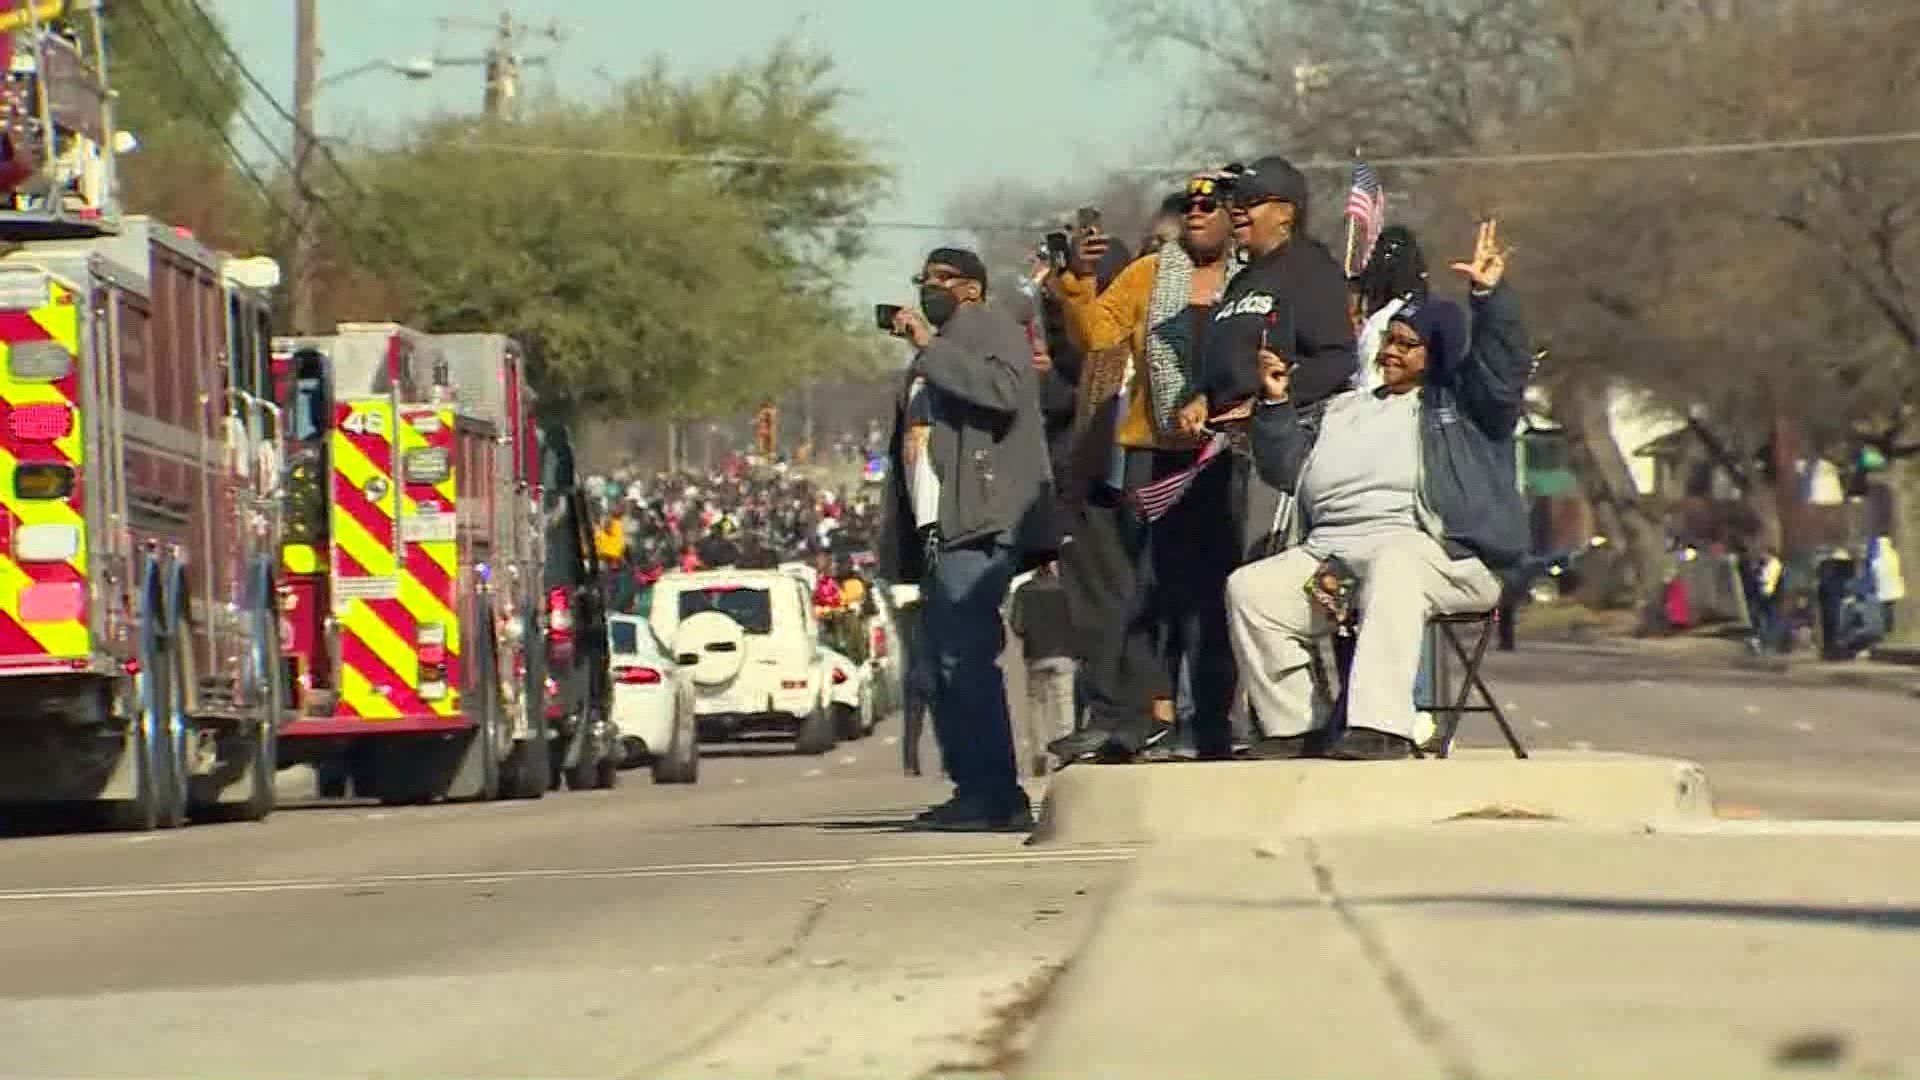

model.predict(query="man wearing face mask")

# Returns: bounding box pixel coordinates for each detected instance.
[879,247,1053,832]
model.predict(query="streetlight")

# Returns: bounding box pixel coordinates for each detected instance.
[316,55,438,91]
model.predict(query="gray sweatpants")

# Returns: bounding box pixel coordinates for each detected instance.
[1226,531,1501,741]
[1025,657,1079,743]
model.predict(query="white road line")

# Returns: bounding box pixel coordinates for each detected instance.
[0,847,1138,904]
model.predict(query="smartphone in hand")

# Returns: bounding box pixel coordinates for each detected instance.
[875,303,903,331]
[1044,231,1070,267]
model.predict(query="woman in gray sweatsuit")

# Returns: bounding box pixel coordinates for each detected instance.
[1225,222,1532,760]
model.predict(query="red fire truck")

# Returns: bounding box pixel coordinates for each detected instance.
[0,215,285,828]
[271,325,554,802]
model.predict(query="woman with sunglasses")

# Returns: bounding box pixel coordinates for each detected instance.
[1046,169,1246,763]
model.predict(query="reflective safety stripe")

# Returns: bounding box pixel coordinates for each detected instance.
[0,282,87,662]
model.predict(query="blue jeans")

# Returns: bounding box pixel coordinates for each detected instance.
[923,537,1020,805]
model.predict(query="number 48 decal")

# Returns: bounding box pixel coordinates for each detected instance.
[340,409,387,437]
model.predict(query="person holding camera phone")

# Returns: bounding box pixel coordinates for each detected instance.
[1047,171,1247,763]
[877,247,1053,832]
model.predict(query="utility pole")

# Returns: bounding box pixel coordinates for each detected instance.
[436,12,564,120]
[289,0,319,334]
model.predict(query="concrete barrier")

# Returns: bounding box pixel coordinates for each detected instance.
[1030,750,1714,846]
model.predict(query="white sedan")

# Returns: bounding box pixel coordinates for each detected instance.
[608,615,700,783]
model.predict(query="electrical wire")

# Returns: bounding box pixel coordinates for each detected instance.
[434,125,1920,177]
[121,0,297,226]
[180,0,369,199]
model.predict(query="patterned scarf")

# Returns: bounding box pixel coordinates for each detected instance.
[1143,243,1242,435]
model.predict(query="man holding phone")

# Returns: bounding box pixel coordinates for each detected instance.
[878,247,1053,831]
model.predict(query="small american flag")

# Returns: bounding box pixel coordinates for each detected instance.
[1129,434,1229,522]
[1344,162,1386,273]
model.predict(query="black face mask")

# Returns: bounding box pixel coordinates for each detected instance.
[919,285,959,327]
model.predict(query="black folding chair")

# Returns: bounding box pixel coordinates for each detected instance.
[1418,611,1528,759]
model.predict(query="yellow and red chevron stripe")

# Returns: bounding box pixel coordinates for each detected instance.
[328,401,461,723]
[0,279,88,665]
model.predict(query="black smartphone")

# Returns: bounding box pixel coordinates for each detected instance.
[1075,206,1101,231]
[875,303,903,331]
[1044,231,1069,264]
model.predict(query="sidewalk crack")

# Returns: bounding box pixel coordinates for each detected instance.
[1305,838,1483,1080]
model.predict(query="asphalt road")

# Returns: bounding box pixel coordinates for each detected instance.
[0,640,1915,1077]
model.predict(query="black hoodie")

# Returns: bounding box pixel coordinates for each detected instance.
[1195,157,1356,410]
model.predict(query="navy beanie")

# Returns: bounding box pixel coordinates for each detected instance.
[1392,299,1466,371]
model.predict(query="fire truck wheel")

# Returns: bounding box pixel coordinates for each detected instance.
[500,699,551,800]
[110,604,188,831]
[464,634,505,802]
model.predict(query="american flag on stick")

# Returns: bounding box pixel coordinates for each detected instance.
[1130,433,1230,522]
[1344,161,1386,275]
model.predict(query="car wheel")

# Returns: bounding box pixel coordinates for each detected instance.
[831,702,862,742]
[652,710,700,784]
[794,706,836,756]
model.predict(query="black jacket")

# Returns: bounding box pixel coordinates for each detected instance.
[1008,572,1075,660]
[1249,284,1534,568]
[1198,238,1356,410]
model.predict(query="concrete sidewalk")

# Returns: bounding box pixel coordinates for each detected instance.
[1020,825,1920,1080]
[1016,756,1920,1079]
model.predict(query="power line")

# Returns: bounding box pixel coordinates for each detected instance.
[430,126,1920,176]
[122,0,295,225]
[180,0,368,200]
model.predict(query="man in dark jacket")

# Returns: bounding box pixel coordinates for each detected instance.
[878,246,1052,831]
[1226,221,1530,760]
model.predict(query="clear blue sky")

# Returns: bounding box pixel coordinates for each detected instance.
[211,0,1194,313]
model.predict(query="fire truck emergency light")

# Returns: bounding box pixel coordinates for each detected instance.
[5,339,70,381]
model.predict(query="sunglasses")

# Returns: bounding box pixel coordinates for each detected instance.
[1183,196,1222,214]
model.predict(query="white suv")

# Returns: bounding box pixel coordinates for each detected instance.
[648,569,839,754]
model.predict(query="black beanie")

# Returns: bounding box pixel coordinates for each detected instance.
[925,247,989,292]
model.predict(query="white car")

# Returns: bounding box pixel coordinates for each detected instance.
[649,569,841,754]
[607,615,699,784]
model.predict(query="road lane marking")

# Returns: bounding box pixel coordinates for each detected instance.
[0,847,1138,904]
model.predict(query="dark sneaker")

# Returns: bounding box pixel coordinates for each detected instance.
[1327,727,1417,761]
[914,791,1033,833]
[1047,727,1114,762]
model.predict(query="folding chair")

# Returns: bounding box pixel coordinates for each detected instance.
[1418,611,1528,759]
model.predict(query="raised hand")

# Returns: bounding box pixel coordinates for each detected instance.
[1449,219,1508,292]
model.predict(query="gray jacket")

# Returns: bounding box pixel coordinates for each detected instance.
[878,302,1054,584]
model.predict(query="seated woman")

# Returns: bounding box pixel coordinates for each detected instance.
[1226,222,1533,760]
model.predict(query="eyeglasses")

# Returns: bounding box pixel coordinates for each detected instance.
[1183,197,1222,215]
[911,271,969,288]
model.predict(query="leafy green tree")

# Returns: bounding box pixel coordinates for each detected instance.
[103,0,268,251]
[347,43,892,421]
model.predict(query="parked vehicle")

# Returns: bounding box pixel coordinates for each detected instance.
[607,614,698,783]
[648,569,839,754]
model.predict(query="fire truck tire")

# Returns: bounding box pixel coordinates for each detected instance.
[450,629,505,803]
[562,703,612,791]
[500,701,551,799]
[794,705,837,756]
[109,583,188,831]
[236,606,284,822]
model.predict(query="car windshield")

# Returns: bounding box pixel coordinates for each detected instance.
[678,585,773,634]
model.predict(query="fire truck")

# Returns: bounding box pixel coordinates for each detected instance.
[269,325,564,802]
[0,214,286,827]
